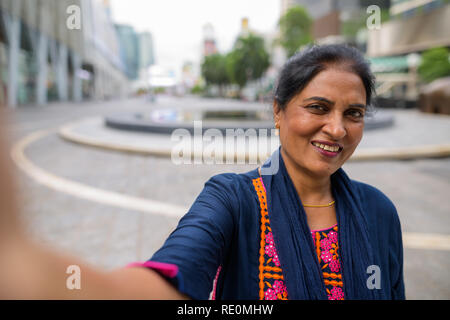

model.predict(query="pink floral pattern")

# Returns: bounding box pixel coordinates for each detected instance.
[265,233,281,267]
[320,238,332,251]
[328,231,338,243]
[272,280,287,296]
[311,225,345,300]
[262,228,286,298]
[329,287,345,300]
[329,259,340,273]
[266,232,274,245]
[264,288,277,300]
[320,250,333,263]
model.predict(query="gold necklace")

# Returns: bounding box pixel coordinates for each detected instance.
[303,200,335,208]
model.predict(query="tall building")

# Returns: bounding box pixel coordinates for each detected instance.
[115,24,139,79]
[281,0,360,18]
[202,23,217,57]
[139,32,154,70]
[134,31,155,93]
[367,0,450,57]
[280,0,361,40]
[0,0,129,107]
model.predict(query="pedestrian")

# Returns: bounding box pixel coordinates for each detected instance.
[0,44,404,300]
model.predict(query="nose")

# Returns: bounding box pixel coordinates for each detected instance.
[322,113,346,140]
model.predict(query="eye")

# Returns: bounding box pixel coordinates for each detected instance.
[306,104,328,113]
[346,108,365,119]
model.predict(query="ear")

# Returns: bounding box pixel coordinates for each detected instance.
[273,101,281,124]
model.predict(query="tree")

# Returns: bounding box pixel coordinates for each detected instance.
[418,47,450,83]
[201,53,230,96]
[226,33,270,92]
[278,6,313,58]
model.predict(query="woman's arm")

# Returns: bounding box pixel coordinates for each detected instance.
[0,112,188,300]
[0,236,188,299]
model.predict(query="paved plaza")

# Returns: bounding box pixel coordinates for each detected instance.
[5,96,450,299]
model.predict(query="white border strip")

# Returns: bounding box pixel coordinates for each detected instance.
[10,129,187,218]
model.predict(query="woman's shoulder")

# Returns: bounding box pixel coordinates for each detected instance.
[205,167,260,189]
[350,179,400,225]
[351,180,395,208]
[198,167,260,204]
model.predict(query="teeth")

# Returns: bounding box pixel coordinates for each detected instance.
[313,142,340,152]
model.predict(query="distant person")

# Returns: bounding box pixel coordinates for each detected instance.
[0,44,404,300]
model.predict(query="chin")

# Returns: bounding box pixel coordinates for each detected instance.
[306,161,342,178]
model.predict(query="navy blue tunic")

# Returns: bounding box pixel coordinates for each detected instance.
[149,167,405,300]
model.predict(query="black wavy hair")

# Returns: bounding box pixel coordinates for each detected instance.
[274,44,375,110]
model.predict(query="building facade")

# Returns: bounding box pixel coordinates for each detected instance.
[0,0,130,108]
[367,0,450,57]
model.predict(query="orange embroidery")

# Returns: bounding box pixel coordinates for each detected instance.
[312,227,345,300]
[315,232,321,263]
[323,272,342,279]
[253,177,288,300]
[324,279,344,287]
[253,174,344,300]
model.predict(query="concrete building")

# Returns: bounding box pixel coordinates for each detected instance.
[115,24,139,80]
[115,25,155,93]
[139,32,154,70]
[202,23,217,57]
[280,0,361,41]
[364,0,450,103]
[133,31,155,93]
[367,0,450,57]
[0,0,130,108]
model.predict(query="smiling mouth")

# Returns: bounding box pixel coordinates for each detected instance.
[311,141,343,154]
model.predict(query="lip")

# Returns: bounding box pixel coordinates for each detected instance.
[311,140,343,158]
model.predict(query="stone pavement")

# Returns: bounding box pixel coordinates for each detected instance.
[6,96,450,299]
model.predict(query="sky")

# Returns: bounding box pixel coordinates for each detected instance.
[110,0,281,80]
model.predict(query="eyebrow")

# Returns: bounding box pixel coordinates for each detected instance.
[304,96,334,104]
[303,96,366,109]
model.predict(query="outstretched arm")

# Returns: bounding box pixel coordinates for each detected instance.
[0,111,188,300]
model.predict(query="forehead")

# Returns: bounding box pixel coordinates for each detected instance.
[296,68,367,104]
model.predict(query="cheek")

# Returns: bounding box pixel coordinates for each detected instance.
[284,114,318,138]
[346,123,364,148]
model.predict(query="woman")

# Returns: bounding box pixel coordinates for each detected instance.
[0,44,404,300]
[131,44,405,300]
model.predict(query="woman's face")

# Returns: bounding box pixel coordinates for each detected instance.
[274,68,367,178]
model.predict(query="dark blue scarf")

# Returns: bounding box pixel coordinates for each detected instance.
[260,147,384,299]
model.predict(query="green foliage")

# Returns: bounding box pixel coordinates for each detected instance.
[201,53,230,87]
[418,47,450,83]
[278,6,313,58]
[226,34,270,89]
[190,83,205,95]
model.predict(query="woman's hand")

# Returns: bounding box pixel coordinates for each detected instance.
[0,112,188,299]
